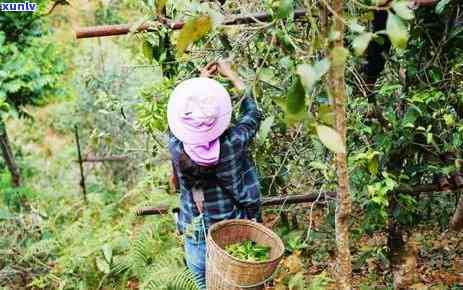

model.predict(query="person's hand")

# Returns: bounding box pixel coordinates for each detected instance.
[215,61,236,79]
[216,61,246,91]
[200,62,217,78]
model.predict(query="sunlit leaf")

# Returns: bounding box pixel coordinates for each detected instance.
[368,158,379,176]
[435,0,450,14]
[391,1,414,20]
[296,58,330,92]
[155,0,166,13]
[287,76,305,114]
[331,47,349,65]
[352,32,374,56]
[277,0,294,19]
[318,104,335,126]
[316,125,346,153]
[386,12,409,49]
[176,15,212,56]
[142,40,153,60]
[348,19,366,33]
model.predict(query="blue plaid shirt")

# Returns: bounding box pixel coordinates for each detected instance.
[169,95,262,235]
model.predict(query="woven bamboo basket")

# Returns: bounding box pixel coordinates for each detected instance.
[206,219,285,290]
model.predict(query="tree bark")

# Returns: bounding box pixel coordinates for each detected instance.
[328,0,352,288]
[450,194,463,230]
[0,118,21,187]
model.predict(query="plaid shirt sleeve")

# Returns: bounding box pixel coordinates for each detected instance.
[229,89,262,147]
[226,90,262,220]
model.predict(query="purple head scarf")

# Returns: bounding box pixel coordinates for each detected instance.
[167,78,232,166]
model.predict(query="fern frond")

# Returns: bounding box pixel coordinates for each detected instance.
[22,239,57,260]
[168,268,200,290]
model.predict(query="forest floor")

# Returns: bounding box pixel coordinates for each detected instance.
[2,103,463,289]
[264,205,463,289]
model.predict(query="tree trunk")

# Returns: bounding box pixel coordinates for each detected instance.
[450,195,463,230]
[328,0,352,288]
[0,118,21,187]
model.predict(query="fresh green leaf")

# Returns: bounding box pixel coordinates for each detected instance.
[225,240,270,261]
[391,1,414,20]
[142,40,153,60]
[316,125,346,153]
[176,15,212,56]
[386,12,409,49]
[368,158,379,176]
[287,76,306,114]
[435,0,450,14]
[352,32,374,56]
[277,0,294,19]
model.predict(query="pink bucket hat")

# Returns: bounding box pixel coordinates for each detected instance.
[167,77,232,145]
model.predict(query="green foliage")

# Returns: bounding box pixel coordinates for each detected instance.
[135,79,174,134]
[0,170,35,212]
[225,240,271,261]
[0,1,65,115]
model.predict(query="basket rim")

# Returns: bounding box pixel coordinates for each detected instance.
[207,219,285,266]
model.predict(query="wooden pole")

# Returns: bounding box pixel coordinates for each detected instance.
[136,191,337,216]
[75,156,128,163]
[75,9,308,39]
[135,181,462,217]
[74,125,87,203]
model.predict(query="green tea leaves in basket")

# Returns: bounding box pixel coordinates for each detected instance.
[224,240,270,262]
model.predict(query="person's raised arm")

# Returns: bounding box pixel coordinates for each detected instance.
[215,61,262,144]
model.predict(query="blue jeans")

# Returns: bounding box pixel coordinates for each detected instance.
[184,236,206,290]
[184,215,207,290]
